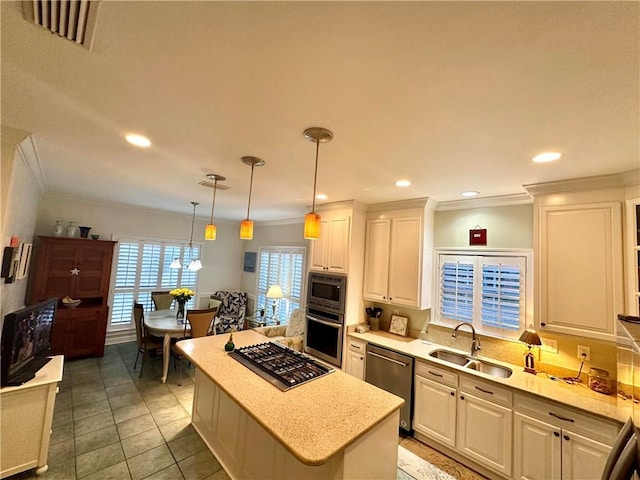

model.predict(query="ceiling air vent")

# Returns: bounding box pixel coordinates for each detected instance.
[23,0,100,50]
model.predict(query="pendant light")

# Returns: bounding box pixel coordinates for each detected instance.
[303,127,333,240]
[240,156,265,240]
[205,174,225,241]
[187,201,203,271]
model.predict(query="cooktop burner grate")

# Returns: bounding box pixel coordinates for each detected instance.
[229,342,333,391]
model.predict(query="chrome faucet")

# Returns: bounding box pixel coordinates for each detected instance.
[452,322,481,357]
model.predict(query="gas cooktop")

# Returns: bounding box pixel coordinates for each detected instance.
[229,342,334,391]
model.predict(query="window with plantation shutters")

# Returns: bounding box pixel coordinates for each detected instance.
[436,251,531,340]
[109,238,200,330]
[255,247,305,324]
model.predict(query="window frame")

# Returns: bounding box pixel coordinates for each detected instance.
[254,246,306,324]
[433,248,533,341]
[108,235,201,331]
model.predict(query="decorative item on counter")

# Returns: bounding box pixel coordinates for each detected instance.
[224,333,235,352]
[169,287,195,322]
[366,307,383,331]
[61,296,81,308]
[66,222,77,237]
[588,367,612,395]
[78,226,92,238]
[52,220,64,236]
[389,314,409,336]
[518,324,542,374]
[91,234,100,240]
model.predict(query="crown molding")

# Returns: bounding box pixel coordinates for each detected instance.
[367,197,437,213]
[524,169,639,196]
[435,193,532,211]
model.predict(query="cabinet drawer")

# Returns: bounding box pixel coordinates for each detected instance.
[460,375,512,407]
[514,393,619,444]
[347,339,366,354]
[416,361,458,388]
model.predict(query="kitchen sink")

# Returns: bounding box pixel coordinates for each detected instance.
[429,349,469,366]
[428,349,513,378]
[465,360,512,378]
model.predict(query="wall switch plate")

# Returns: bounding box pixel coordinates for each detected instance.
[577,345,591,361]
[539,337,558,354]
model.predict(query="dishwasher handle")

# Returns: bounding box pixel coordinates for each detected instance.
[367,351,409,367]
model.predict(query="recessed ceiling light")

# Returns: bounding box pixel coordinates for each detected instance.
[532,152,561,163]
[461,191,479,197]
[316,194,327,200]
[125,133,151,148]
[395,180,411,187]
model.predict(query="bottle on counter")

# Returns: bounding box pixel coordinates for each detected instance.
[588,367,612,395]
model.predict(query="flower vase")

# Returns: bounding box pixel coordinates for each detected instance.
[176,300,186,322]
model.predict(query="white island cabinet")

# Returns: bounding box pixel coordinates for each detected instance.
[176,331,403,480]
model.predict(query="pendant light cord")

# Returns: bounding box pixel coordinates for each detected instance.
[246,164,255,219]
[189,201,198,251]
[209,179,218,223]
[311,140,319,213]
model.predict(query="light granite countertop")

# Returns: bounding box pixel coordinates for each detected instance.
[348,330,630,425]
[175,330,404,466]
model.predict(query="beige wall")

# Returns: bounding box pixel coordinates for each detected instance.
[434,203,534,248]
[1,135,41,324]
[36,193,245,318]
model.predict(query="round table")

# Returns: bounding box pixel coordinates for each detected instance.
[144,309,191,383]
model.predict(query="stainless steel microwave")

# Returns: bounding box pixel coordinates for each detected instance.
[307,272,347,316]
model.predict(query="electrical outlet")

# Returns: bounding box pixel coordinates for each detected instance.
[577,345,591,361]
[539,337,558,354]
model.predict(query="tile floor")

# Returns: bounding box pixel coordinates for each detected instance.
[11,342,228,480]
[9,341,486,480]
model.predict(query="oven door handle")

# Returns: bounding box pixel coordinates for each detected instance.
[306,315,341,328]
[367,351,409,367]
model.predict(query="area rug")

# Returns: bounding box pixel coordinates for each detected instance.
[397,445,456,480]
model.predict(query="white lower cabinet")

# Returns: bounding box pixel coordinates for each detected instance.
[345,339,366,380]
[413,361,513,477]
[513,394,617,480]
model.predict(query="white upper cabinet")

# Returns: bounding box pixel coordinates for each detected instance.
[525,174,632,341]
[625,197,640,316]
[363,199,436,309]
[309,210,351,274]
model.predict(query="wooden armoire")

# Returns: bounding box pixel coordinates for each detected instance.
[28,236,117,358]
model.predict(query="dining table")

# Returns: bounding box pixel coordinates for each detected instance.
[144,309,190,383]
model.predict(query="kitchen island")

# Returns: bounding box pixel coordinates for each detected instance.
[175,330,403,480]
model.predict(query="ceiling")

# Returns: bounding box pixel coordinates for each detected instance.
[2,1,638,222]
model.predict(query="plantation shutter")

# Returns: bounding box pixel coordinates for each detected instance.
[480,257,525,331]
[439,256,475,323]
[109,239,200,330]
[255,247,306,323]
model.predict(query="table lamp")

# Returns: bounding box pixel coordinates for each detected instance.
[519,325,542,374]
[266,285,284,320]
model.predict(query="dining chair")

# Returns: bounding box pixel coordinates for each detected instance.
[133,303,163,378]
[171,306,218,385]
[601,417,636,480]
[151,290,174,310]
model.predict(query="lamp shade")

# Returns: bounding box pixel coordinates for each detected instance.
[170,258,182,269]
[304,212,321,239]
[240,219,254,240]
[188,259,203,271]
[266,285,284,299]
[519,329,542,346]
[205,223,217,240]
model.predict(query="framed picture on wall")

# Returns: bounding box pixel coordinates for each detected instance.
[243,251,257,273]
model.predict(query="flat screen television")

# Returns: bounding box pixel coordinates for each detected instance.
[0,298,57,387]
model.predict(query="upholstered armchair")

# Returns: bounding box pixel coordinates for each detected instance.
[211,291,248,333]
[254,308,305,352]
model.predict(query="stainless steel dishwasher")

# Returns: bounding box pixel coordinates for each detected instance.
[364,343,414,433]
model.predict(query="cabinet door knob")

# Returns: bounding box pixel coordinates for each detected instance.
[450,391,455,396]
[460,395,465,400]
[563,435,570,441]
[540,322,546,327]
[553,432,560,437]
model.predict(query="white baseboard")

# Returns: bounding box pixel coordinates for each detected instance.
[105,329,136,345]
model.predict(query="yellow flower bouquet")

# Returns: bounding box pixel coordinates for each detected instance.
[169,288,195,302]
